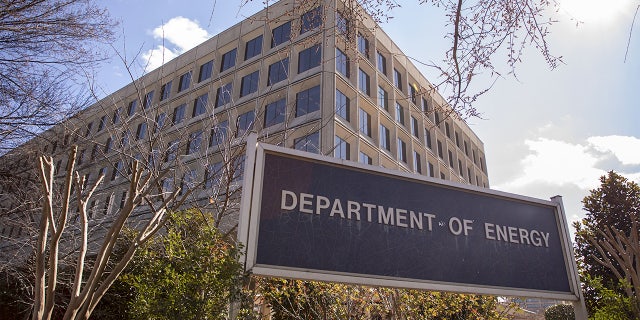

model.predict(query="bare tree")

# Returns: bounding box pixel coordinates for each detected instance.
[0,0,115,152]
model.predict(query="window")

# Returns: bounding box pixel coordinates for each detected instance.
[178,71,191,92]
[192,93,208,117]
[77,149,85,165]
[180,169,197,195]
[393,69,402,91]
[220,48,237,72]
[186,130,203,155]
[380,125,390,151]
[268,58,289,85]
[245,35,263,60]
[448,150,454,167]
[357,33,369,57]
[435,112,441,125]
[112,108,121,125]
[111,160,123,181]
[298,44,321,73]
[411,116,419,138]
[240,71,259,97]
[336,12,349,36]
[464,141,469,156]
[160,81,172,101]
[414,152,422,174]
[236,111,255,137]
[97,115,106,132]
[335,89,349,121]
[335,136,350,160]
[377,86,388,111]
[172,104,186,125]
[437,140,443,159]
[119,130,129,148]
[359,152,372,165]
[410,84,418,104]
[127,100,137,117]
[376,51,386,75]
[358,68,370,95]
[428,162,435,177]
[441,172,446,180]
[359,108,371,137]
[143,91,154,109]
[104,137,113,153]
[119,191,127,209]
[161,178,174,193]
[398,138,407,163]
[425,129,432,149]
[445,122,451,138]
[85,122,93,137]
[458,159,464,176]
[135,122,147,140]
[271,21,291,47]
[204,162,223,188]
[294,131,320,154]
[335,48,349,78]
[154,113,166,133]
[300,6,322,34]
[395,103,405,126]
[215,82,233,108]
[103,194,113,215]
[264,98,286,127]
[209,120,229,147]
[422,97,429,112]
[455,132,461,148]
[90,144,99,161]
[295,85,320,117]
[198,60,214,82]
[165,140,179,162]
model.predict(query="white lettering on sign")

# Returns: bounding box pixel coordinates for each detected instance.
[484,223,550,247]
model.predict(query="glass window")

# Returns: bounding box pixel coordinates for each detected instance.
[198,60,214,82]
[393,69,402,91]
[172,104,186,125]
[295,85,320,117]
[111,160,123,181]
[437,140,443,159]
[445,122,451,138]
[357,33,368,57]
[411,116,419,137]
[377,86,388,111]
[294,131,320,154]
[334,136,350,160]
[112,107,121,125]
[359,152,372,165]
[215,82,233,108]
[376,51,386,75]
[455,132,460,147]
[335,48,349,78]
[135,122,147,140]
[380,125,390,151]
[422,97,429,112]
[458,159,464,175]
[179,169,197,195]
[359,108,371,137]
[119,191,127,209]
[464,141,469,156]
[103,136,113,153]
[192,93,208,117]
[414,151,422,174]
[209,120,229,147]
[335,89,349,121]
[204,162,223,189]
[77,149,85,165]
[264,98,286,127]
[245,35,263,60]
[236,111,255,137]
[120,131,129,149]
[154,113,166,133]
[428,162,435,177]
[298,44,321,73]
[240,71,259,97]
[178,71,191,92]
[448,149,454,167]
[425,129,432,149]
[336,12,349,36]
[271,21,291,47]
[300,6,322,34]
[220,48,237,72]
[268,58,289,85]
[358,68,370,95]
[160,81,172,101]
[165,140,179,162]
[143,91,154,109]
[398,138,407,163]
[85,122,93,137]
[90,144,99,160]
[395,103,405,126]
[410,84,418,104]
[186,130,203,155]
[127,100,137,117]
[98,115,106,132]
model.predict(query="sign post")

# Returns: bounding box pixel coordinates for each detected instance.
[238,142,586,316]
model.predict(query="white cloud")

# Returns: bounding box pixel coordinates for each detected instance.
[587,135,640,165]
[142,17,210,72]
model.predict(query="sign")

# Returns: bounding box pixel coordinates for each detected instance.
[239,142,581,300]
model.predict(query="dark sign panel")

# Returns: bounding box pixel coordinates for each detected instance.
[243,145,577,298]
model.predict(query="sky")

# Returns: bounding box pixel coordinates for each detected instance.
[96,0,640,232]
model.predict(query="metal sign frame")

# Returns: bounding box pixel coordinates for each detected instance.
[238,136,585,313]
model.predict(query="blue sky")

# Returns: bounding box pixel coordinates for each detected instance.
[96,0,640,230]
